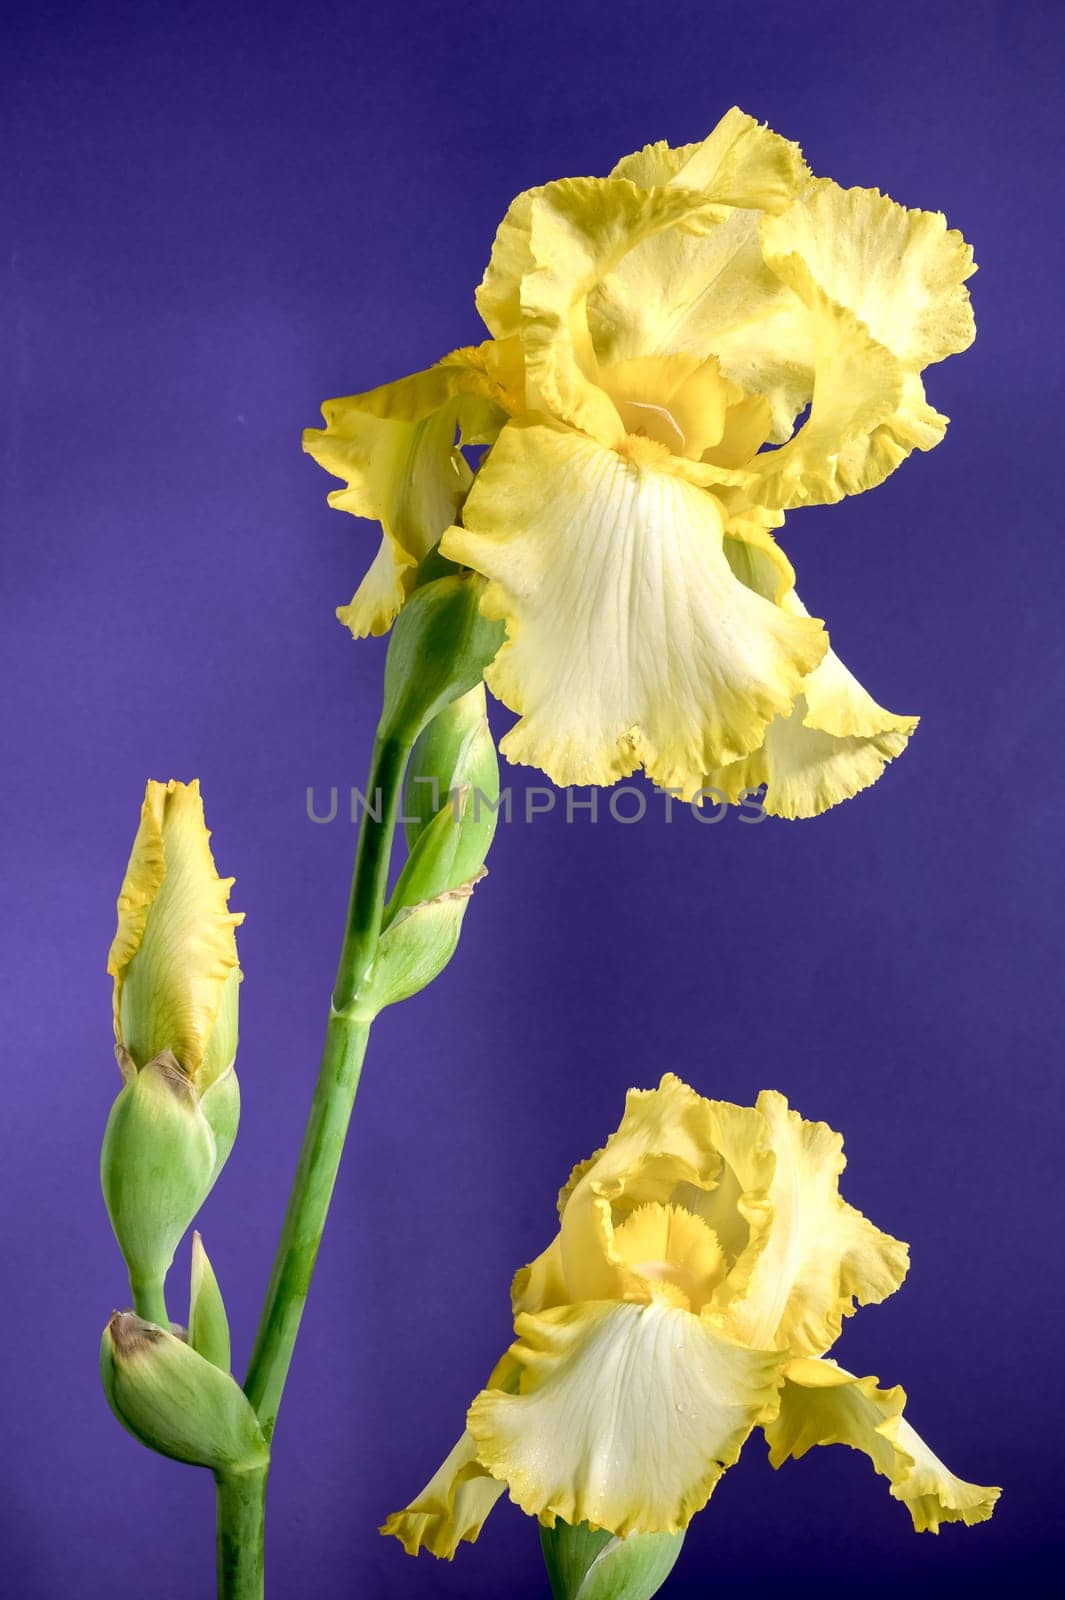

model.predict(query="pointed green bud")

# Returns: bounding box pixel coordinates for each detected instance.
[188,1233,231,1372]
[386,790,484,921]
[100,1312,267,1472]
[378,571,504,746]
[539,1520,685,1600]
[356,884,477,1017]
[101,1052,221,1298]
[403,683,499,849]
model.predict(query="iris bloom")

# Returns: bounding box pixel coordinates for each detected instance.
[384,1075,997,1555]
[305,110,975,815]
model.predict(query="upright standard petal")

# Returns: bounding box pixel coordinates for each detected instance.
[478,109,811,439]
[707,546,918,818]
[766,1359,1000,1532]
[382,1353,520,1558]
[443,422,826,797]
[555,1074,726,1303]
[750,181,976,508]
[467,1300,782,1537]
[108,780,243,1079]
[610,107,809,213]
[303,344,515,636]
[517,178,722,445]
[708,1092,909,1356]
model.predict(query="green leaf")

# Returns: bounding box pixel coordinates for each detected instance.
[188,1232,232,1372]
[540,1520,686,1600]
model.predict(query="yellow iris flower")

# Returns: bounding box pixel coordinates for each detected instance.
[305,109,975,816]
[383,1075,998,1555]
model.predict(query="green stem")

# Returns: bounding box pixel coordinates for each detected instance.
[130,1276,168,1328]
[216,1467,267,1600]
[332,734,411,1009]
[242,729,410,1439]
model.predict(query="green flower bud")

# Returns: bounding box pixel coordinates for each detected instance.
[378,571,504,746]
[539,1519,685,1600]
[403,682,500,875]
[358,884,476,1016]
[100,1053,221,1299]
[188,1233,232,1372]
[100,1312,267,1473]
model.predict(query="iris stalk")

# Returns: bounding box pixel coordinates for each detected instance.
[224,731,412,1598]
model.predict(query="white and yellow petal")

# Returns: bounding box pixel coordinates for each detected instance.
[750,181,976,508]
[303,344,514,636]
[707,560,918,818]
[765,1359,1000,1532]
[467,1300,782,1537]
[443,421,826,797]
[382,1353,520,1558]
[108,780,243,1080]
[708,1092,909,1357]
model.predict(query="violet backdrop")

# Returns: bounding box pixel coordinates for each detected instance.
[4,1,1063,1595]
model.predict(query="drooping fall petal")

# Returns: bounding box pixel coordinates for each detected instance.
[381,1353,520,1558]
[467,1300,782,1537]
[765,1359,1000,1532]
[443,421,826,797]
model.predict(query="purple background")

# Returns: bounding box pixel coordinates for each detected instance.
[4,2,1063,1595]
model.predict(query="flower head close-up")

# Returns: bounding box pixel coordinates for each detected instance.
[305,108,976,818]
[385,1074,998,1561]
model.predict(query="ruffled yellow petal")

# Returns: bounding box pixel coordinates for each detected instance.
[750,181,976,508]
[554,1075,725,1302]
[709,1092,909,1356]
[303,344,514,636]
[476,106,799,353]
[382,1353,520,1559]
[517,178,722,445]
[381,1431,507,1559]
[766,1359,1000,1533]
[467,1300,782,1537]
[108,780,243,1080]
[511,1233,570,1316]
[610,107,809,213]
[443,420,826,797]
[707,550,918,817]
[764,180,976,370]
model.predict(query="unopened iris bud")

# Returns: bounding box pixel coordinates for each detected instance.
[101,1312,267,1473]
[358,684,499,1018]
[391,683,499,912]
[378,569,504,746]
[101,780,243,1312]
[539,1519,685,1600]
[404,682,499,856]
